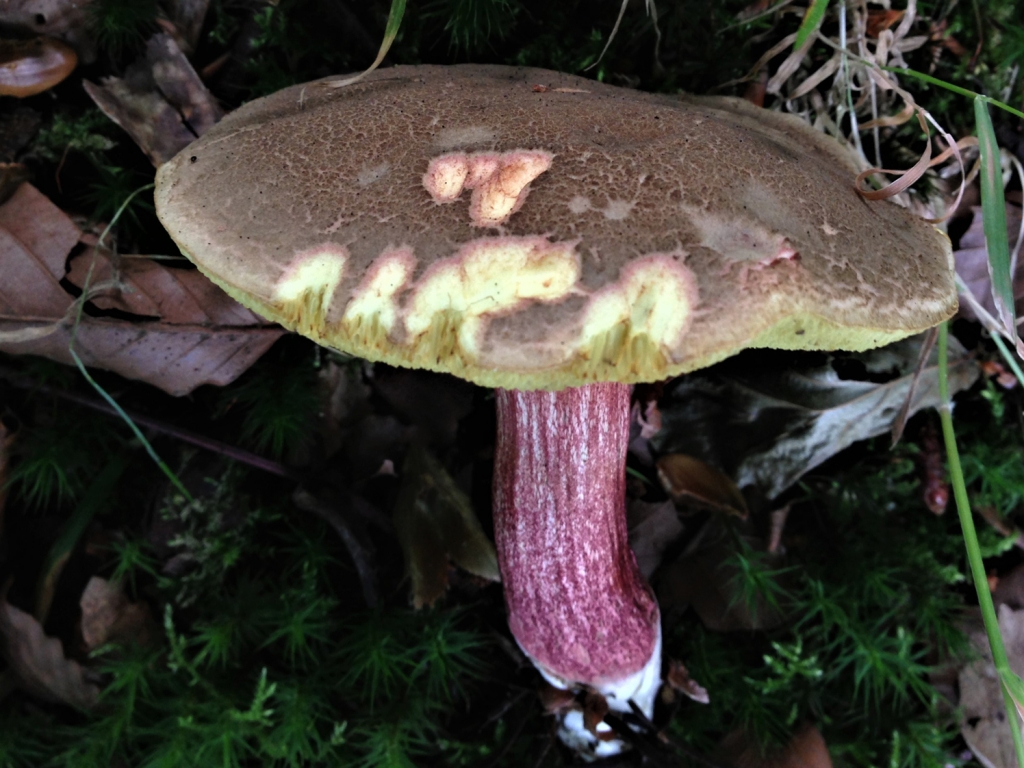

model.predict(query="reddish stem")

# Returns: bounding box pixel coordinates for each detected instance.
[493,382,660,688]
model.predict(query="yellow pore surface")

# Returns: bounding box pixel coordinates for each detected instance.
[404,236,581,356]
[257,232,704,388]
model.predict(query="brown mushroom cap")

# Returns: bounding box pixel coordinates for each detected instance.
[155,64,956,390]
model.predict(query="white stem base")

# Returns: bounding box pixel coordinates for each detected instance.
[529,623,663,760]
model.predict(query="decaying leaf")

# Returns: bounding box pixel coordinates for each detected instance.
[663,659,709,704]
[84,33,222,166]
[959,605,1024,768]
[956,204,1024,323]
[0,182,283,396]
[627,499,684,580]
[0,589,99,710]
[0,181,80,319]
[656,454,749,518]
[79,576,155,651]
[655,334,979,500]
[713,723,833,768]
[393,444,499,608]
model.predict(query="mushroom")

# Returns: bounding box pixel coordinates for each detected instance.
[0,37,77,98]
[154,64,956,756]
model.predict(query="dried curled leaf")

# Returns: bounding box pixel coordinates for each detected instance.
[664,659,709,704]
[0,589,99,710]
[393,444,499,609]
[655,334,979,501]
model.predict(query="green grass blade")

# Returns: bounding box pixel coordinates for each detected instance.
[975,98,1017,338]
[795,0,829,51]
[938,322,1024,767]
[329,0,406,87]
[69,183,193,503]
[884,67,1024,121]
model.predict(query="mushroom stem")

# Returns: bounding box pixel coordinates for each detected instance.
[493,383,662,747]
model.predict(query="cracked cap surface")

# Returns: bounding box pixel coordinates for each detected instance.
[155,64,956,390]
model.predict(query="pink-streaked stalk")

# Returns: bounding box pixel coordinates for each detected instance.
[493,382,662,752]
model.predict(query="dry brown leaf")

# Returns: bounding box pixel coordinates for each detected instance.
[0,181,80,318]
[0,589,99,710]
[955,205,1024,323]
[84,33,222,166]
[656,454,749,518]
[0,182,283,395]
[393,444,500,609]
[714,723,833,768]
[0,0,95,62]
[65,248,271,326]
[959,605,1024,768]
[79,577,155,651]
[664,659,709,704]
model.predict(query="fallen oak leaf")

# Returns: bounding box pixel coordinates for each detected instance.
[0,584,99,710]
[0,182,284,396]
[66,244,273,326]
[84,33,222,166]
